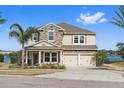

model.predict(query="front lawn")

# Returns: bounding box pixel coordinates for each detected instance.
[112,62,124,67]
[0,62,64,76]
[103,62,124,71]
[0,69,63,76]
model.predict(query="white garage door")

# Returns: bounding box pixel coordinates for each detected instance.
[63,53,94,67]
[63,54,78,67]
[80,56,93,67]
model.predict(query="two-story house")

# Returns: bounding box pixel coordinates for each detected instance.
[24,23,97,67]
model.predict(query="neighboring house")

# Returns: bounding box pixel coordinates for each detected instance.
[24,23,97,67]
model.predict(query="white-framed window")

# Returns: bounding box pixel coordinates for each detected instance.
[44,52,58,62]
[48,30,54,41]
[80,35,84,43]
[74,35,78,43]
[45,53,50,62]
[52,53,57,62]
[32,33,39,42]
[73,35,85,44]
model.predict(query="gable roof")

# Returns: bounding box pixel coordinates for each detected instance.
[37,23,65,31]
[25,40,62,50]
[58,23,95,35]
[27,40,60,47]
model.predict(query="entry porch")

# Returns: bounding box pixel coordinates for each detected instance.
[24,50,63,66]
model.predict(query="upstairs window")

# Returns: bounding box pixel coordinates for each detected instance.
[73,35,85,44]
[74,36,78,43]
[32,33,39,42]
[80,36,84,43]
[48,30,54,41]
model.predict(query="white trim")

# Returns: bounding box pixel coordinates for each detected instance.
[73,35,85,45]
[25,51,28,64]
[37,23,65,31]
[31,52,34,65]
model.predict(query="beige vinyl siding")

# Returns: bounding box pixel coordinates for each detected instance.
[85,35,96,45]
[62,35,73,45]
[62,35,96,45]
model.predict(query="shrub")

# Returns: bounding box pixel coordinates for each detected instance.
[36,66,42,69]
[0,54,4,62]
[39,64,66,69]
[41,64,50,69]
[28,66,36,69]
[9,53,18,63]
[8,64,20,68]
[50,65,58,69]
[58,65,66,69]
[23,64,28,69]
[96,50,108,66]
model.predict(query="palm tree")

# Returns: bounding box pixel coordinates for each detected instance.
[111,6,124,28]
[9,23,38,67]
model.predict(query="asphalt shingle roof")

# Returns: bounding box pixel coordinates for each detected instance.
[58,23,96,35]
[62,45,97,50]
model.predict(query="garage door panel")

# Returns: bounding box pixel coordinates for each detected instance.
[80,56,93,66]
[63,54,78,66]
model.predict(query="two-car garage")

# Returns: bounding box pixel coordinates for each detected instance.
[63,51,96,67]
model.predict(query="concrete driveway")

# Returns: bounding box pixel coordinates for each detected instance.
[36,67,124,82]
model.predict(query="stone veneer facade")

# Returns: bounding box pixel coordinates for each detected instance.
[39,24,64,46]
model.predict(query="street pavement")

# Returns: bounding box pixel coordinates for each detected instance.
[0,76,124,88]
[0,67,124,88]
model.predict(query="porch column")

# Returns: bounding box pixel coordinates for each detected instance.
[78,52,80,66]
[25,51,28,64]
[31,52,34,66]
[60,51,63,64]
[39,51,42,66]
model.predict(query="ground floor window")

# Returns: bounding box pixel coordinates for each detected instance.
[45,53,50,62]
[52,53,57,62]
[44,52,57,62]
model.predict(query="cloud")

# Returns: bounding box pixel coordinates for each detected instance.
[76,12,107,25]
[99,18,107,23]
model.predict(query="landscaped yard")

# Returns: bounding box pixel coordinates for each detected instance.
[103,62,124,71]
[0,62,63,76]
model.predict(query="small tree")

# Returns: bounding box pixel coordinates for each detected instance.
[116,42,124,58]
[96,50,108,66]
[9,53,18,64]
